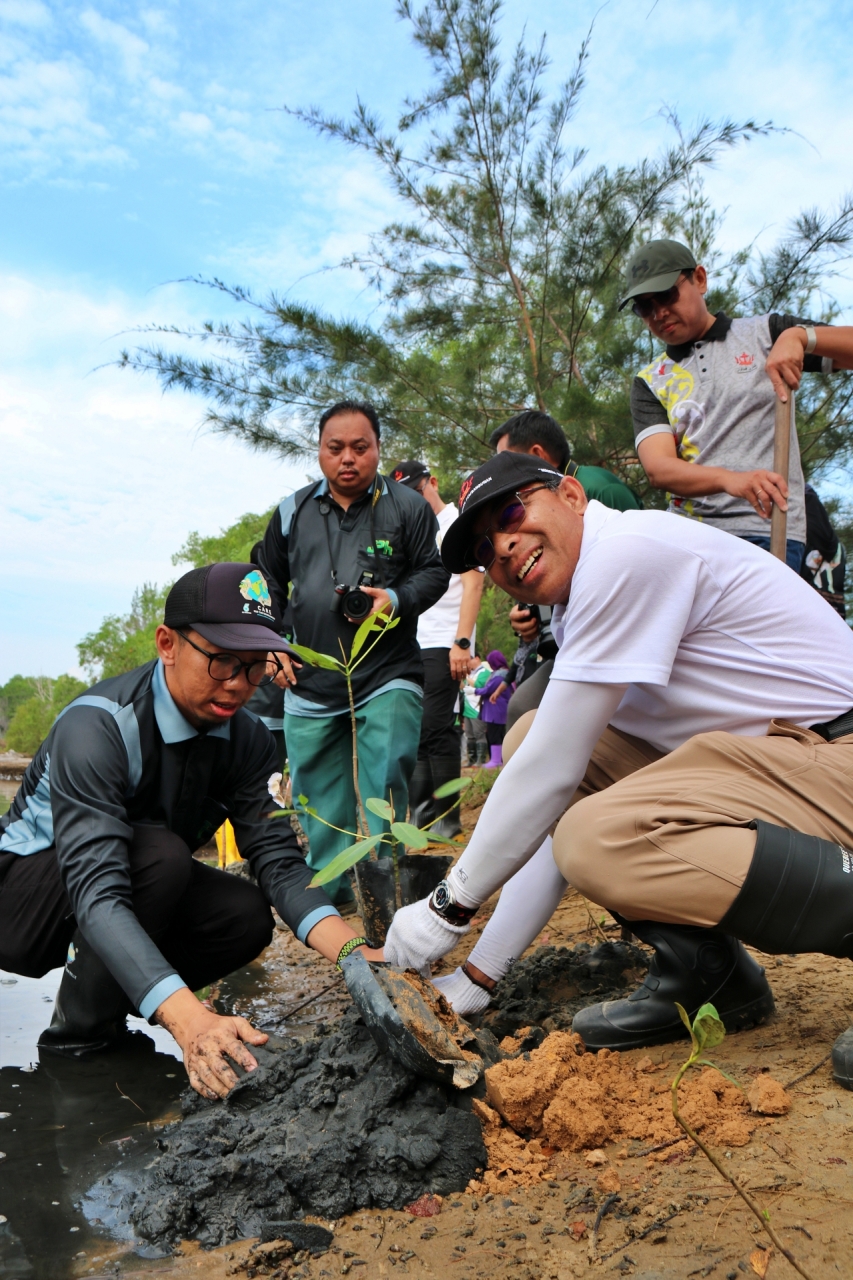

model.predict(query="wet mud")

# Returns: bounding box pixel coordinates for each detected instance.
[481,940,649,1040]
[121,1009,486,1251]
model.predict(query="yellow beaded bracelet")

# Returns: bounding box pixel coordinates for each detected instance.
[336,936,368,970]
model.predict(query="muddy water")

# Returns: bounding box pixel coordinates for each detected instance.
[0,935,333,1280]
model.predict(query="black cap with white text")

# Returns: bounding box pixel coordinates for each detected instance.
[164,564,291,652]
[440,453,563,574]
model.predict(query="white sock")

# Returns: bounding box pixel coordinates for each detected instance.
[432,967,492,1016]
[466,836,568,982]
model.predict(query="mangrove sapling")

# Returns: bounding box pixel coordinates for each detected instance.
[671,1002,815,1280]
[267,610,471,893]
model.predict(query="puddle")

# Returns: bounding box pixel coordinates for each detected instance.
[0,923,350,1275]
[0,779,17,817]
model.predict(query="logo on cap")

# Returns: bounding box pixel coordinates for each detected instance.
[393,468,405,481]
[239,570,272,606]
[459,475,474,508]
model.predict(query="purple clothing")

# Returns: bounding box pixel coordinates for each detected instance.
[480,669,513,725]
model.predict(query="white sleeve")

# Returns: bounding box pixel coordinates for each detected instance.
[448,679,627,907]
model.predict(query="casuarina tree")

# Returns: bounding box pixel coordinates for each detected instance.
[122,0,853,500]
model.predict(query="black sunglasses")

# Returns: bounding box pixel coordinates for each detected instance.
[469,484,553,569]
[631,275,684,319]
[178,631,283,687]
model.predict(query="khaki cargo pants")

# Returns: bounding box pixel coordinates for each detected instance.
[504,712,853,928]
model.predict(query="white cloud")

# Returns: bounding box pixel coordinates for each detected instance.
[0,0,50,26]
[79,9,149,81]
[0,273,310,681]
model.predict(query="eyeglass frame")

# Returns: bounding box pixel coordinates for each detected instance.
[176,630,283,687]
[467,482,558,570]
[630,272,687,320]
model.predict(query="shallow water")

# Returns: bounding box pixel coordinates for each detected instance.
[0,969,184,1278]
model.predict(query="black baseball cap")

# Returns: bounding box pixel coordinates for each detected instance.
[440,453,563,574]
[390,459,431,488]
[164,564,290,652]
[618,239,697,310]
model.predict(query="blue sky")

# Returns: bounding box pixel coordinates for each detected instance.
[2,0,852,681]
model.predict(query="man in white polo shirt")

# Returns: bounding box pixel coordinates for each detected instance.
[384,453,853,1088]
[391,460,484,838]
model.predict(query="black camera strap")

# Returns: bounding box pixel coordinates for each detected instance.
[319,480,386,590]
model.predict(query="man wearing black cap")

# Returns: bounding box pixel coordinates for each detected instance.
[391,460,484,833]
[623,238,853,572]
[383,453,853,1089]
[0,563,379,1099]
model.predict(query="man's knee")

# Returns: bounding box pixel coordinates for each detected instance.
[128,826,193,928]
[503,710,536,764]
[552,792,620,899]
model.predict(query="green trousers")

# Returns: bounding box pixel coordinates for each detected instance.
[285,688,423,902]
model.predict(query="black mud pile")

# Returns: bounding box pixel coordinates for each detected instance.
[127,1010,486,1250]
[482,940,649,1040]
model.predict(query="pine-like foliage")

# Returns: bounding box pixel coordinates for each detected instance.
[122,0,853,501]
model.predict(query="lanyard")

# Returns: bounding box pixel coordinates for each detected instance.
[318,482,386,588]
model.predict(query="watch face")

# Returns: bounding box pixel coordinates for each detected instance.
[433,880,451,911]
[454,638,471,649]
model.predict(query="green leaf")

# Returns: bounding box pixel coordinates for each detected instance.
[287,642,343,671]
[349,614,382,660]
[307,834,382,887]
[425,831,462,845]
[366,796,393,821]
[432,776,472,799]
[692,1002,726,1053]
[391,821,430,849]
[675,1001,698,1056]
[297,794,309,806]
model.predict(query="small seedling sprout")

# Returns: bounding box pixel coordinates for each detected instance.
[671,1002,815,1280]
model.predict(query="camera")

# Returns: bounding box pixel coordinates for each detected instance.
[331,571,375,621]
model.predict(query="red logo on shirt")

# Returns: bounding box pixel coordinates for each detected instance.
[459,476,474,508]
[734,351,754,366]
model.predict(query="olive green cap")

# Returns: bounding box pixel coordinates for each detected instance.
[618,239,697,310]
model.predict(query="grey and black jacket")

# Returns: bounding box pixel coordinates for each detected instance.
[254,475,449,712]
[0,660,337,1018]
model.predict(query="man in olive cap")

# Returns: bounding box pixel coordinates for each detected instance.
[623,238,853,571]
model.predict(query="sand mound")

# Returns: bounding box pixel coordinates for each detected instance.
[467,1030,791,1193]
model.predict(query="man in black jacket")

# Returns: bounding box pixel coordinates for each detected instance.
[0,563,379,1099]
[255,401,448,901]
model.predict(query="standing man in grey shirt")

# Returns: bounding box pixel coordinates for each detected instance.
[624,239,853,572]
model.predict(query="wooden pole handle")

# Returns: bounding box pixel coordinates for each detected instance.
[769,391,793,561]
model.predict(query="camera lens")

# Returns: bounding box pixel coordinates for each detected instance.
[342,588,372,621]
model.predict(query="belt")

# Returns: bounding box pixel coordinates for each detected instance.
[810,707,853,742]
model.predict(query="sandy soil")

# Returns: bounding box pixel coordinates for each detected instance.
[75,773,853,1280]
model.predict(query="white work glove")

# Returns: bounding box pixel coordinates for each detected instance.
[432,967,492,1016]
[384,898,470,975]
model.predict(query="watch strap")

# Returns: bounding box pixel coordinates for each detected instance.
[800,324,818,355]
[429,880,477,925]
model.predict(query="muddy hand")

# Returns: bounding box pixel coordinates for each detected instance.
[156,988,268,1100]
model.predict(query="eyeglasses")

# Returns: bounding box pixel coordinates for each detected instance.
[469,484,553,569]
[631,275,684,319]
[177,631,283,687]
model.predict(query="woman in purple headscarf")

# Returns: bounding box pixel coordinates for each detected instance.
[478,650,513,768]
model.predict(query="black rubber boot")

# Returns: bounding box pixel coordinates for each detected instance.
[475,741,489,767]
[408,758,435,827]
[37,931,135,1058]
[716,819,853,1092]
[572,920,775,1051]
[428,754,464,841]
